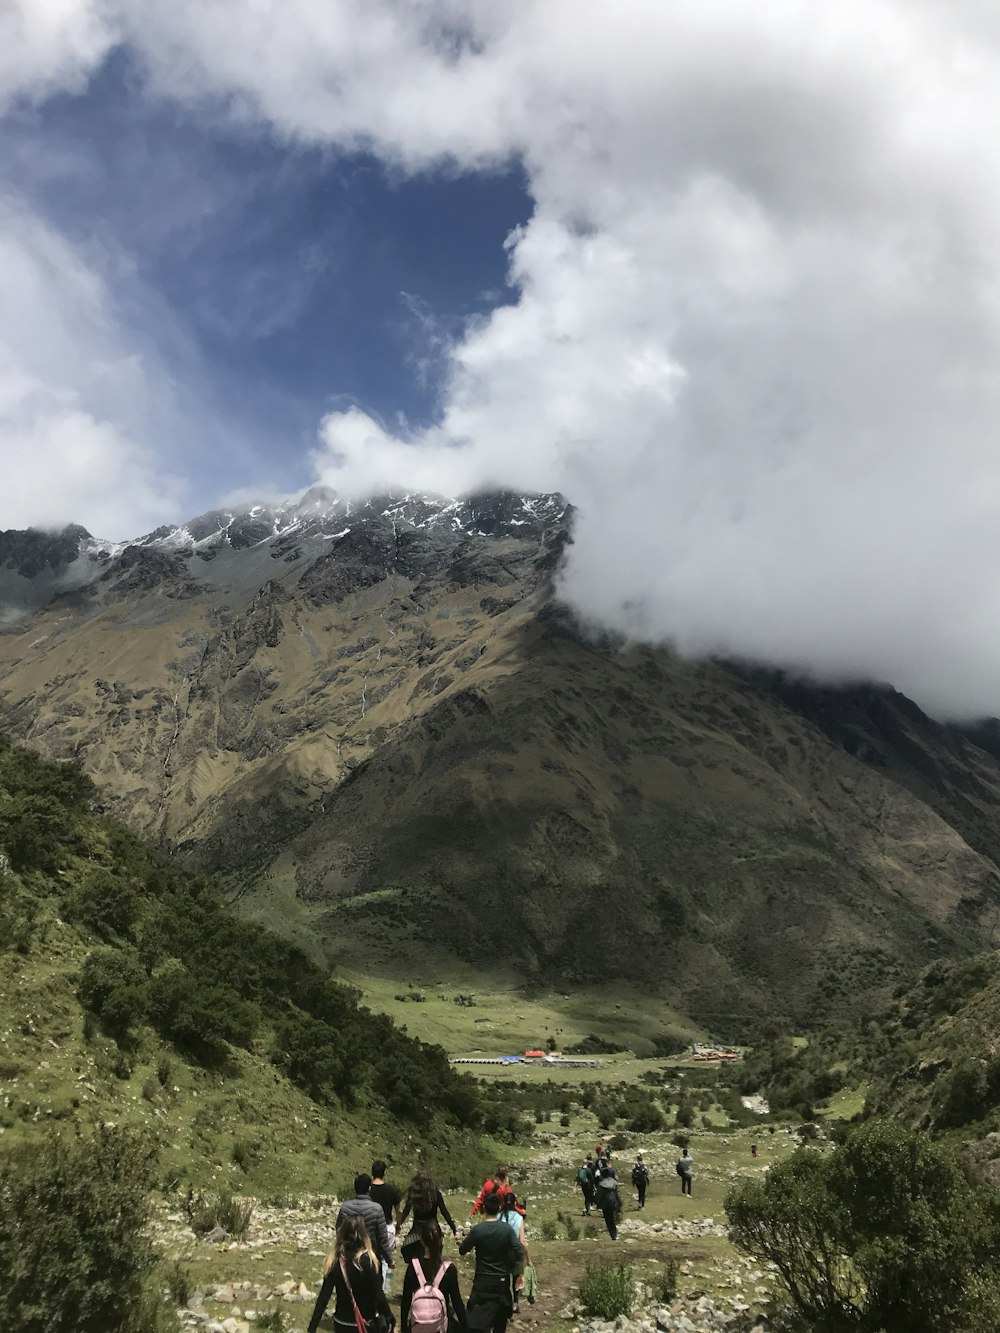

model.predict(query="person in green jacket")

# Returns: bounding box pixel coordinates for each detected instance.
[459,1192,524,1333]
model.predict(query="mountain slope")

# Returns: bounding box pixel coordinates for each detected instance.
[0,736,494,1188]
[4,492,1000,1033]
[242,612,1000,1029]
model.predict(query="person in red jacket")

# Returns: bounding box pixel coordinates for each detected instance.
[470,1168,516,1218]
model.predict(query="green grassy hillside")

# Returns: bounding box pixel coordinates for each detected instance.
[0,736,500,1189]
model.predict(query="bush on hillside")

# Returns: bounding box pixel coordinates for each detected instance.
[564,1034,628,1055]
[578,1264,635,1320]
[656,1258,680,1304]
[725,1119,1000,1332]
[935,1057,1000,1129]
[0,1124,176,1333]
[184,1189,254,1240]
[77,946,149,1039]
[63,868,141,941]
[0,869,41,954]
[650,1033,689,1057]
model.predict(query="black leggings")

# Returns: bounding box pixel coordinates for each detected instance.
[680,1175,692,1196]
[601,1205,618,1239]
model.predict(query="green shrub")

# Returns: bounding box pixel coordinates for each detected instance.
[626,1102,665,1132]
[539,1218,559,1241]
[674,1100,694,1129]
[656,1258,680,1304]
[63,868,140,941]
[164,1260,191,1306]
[232,1137,262,1172]
[578,1264,635,1320]
[726,1119,1000,1333]
[185,1190,255,1240]
[78,946,148,1040]
[0,1124,176,1332]
[254,1313,285,1332]
[564,1216,580,1240]
[156,1055,173,1087]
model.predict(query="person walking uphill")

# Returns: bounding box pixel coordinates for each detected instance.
[631,1154,649,1209]
[399,1169,459,1266]
[470,1168,515,1218]
[400,1220,468,1333]
[459,1192,524,1333]
[676,1149,694,1197]
[338,1173,394,1270]
[308,1213,395,1333]
[596,1165,622,1240]
[371,1159,403,1294]
[577,1156,596,1215]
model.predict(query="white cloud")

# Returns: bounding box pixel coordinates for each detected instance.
[11,1,1000,713]
[0,199,182,537]
[0,0,116,110]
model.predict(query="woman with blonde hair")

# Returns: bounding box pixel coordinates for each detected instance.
[308,1213,395,1333]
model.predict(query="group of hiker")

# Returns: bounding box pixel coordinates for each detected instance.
[308,1148,698,1332]
[308,1164,531,1333]
[576,1145,695,1238]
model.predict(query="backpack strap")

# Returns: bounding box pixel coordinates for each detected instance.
[412,1258,426,1286]
[340,1257,367,1333]
[431,1263,449,1289]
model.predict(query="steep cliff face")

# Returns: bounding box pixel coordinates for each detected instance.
[3,491,1000,1030]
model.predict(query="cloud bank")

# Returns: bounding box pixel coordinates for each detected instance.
[0,196,183,537]
[10,2,1000,715]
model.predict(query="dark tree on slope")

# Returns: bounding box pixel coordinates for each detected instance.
[0,1125,176,1333]
[725,1120,1000,1332]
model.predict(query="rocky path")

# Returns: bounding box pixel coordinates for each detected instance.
[160,1129,786,1332]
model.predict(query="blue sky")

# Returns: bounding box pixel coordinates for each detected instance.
[5,47,530,507]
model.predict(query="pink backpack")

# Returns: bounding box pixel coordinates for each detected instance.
[409,1258,449,1333]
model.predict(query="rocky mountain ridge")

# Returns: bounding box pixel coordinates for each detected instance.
[0,488,568,620]
[4,489,1000,1030]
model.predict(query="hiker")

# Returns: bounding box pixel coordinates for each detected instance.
[400,1219,468,1333]
[459,1192,524,1333]
[631,1154,649,1209]
[400,1169,459,1266]
[576,1155,595,1215]
[371,1159,403,1294]
[337,1172,394,1270]
[676,1149,694,1197]
[308,1212,395,1333]
[750,1144,759,1159]
[596,1165,622,1240]
[499,1192,531,1313]
[470,1168,515,1217]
